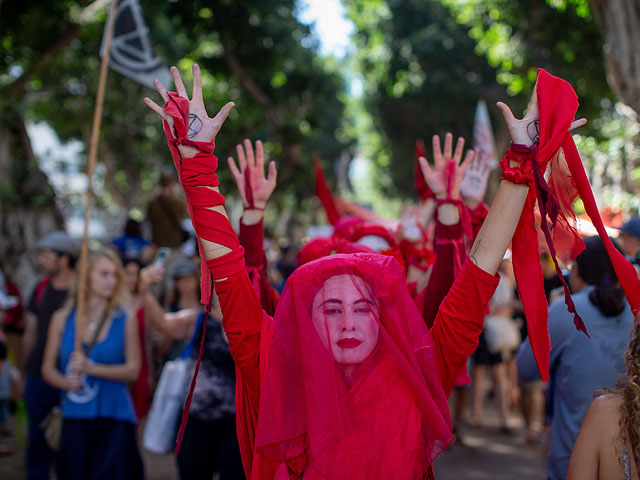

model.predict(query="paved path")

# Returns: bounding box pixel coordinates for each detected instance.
[433,424,546,480]
[1,410,547,479]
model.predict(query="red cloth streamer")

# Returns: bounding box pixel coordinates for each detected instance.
[314,158,341,225]
[507,69,640,381]
[415,139,435,201]
[161,92,245,454]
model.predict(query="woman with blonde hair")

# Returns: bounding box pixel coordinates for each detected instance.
[42,248,143,479]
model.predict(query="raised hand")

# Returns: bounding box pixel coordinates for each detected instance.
[227,139,277,210]
[418,132,475,200]
[496,83,586,147]
[460,151,491,209]
[139,264,164,292]
[144,64,235,157]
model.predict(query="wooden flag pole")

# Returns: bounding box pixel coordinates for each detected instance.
[74,0,119,352]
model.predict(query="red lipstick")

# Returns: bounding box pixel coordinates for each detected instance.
[337,338,362,348]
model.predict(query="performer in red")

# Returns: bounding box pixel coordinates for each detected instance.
[144,64,585,479]
[228,138,280,316]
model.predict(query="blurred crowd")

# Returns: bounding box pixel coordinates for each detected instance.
[1,140,640,479]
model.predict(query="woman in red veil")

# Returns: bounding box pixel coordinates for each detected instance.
[144,64,585,479]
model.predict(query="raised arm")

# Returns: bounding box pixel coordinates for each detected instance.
[417,132,474,327]
[430,87,586,394]
[469,92,586,276]
[229,139,280,315]
[145,64,264,401]
[138,264,199,341]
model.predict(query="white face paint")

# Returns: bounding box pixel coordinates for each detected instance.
[311,274,380,367]
[356,235,391,252]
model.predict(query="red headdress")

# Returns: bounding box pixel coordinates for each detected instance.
[297,236,376,266]
[254,253,453,478]
[333,216,396,249]
[507,69,640,381]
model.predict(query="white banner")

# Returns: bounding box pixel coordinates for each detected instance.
[472,99,498,169]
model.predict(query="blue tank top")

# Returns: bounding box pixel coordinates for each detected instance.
[59,307,137,423]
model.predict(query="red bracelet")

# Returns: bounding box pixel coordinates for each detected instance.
[501,142,535,185]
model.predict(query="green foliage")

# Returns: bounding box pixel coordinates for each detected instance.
[573,102,640,211]
[345,0,506,198]
[0,0,352,210]
[439,0,611,127]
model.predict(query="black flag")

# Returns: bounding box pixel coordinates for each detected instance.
[100,0,171,88]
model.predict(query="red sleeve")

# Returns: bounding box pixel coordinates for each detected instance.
[421,220,465,328]
[215,269,267,408]
[431,260,499,396]
[239,219,266,268]
[238,219,280,316]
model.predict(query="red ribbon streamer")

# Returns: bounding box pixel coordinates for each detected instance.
[508,69,640,381]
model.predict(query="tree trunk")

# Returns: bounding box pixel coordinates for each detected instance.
[0,118,63,295]
[590,0,640,115]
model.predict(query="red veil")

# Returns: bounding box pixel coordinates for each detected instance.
[254,253,452,478]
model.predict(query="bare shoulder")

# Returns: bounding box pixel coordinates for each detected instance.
[567,394,624,480]
[49,307,70,332]
[588,394,623,423]
[587,394,625,455]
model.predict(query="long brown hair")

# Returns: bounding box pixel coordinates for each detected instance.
[66,249,128,317]
[601,317,640,470]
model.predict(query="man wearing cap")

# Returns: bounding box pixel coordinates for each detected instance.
[618,217,640,266]
[22,231,77,480]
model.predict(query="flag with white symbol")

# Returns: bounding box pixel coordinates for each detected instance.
[100,0,171,88]
[472,99,498,169]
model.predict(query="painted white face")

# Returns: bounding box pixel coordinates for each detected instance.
[311,274,380,367]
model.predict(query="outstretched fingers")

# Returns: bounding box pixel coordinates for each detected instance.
[418,156,433,181]
[153,79,170,103]
[192,63,203,102]
[211,102,235,136]
[227,156,242,180]
[171,66,188,98]
[235,143,247,171]
[244,139,255,168]
[267,160,278,189]
[432,135,442,167]
[459,149,475,173]
[443,132,453,161]
[496,101,517,124]
[570,118,587,131]
[143,97,170,122]
[256,140,265,172]
[453,136,465,163]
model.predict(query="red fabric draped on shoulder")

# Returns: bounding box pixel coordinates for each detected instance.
[510,69,640,381]
[253,253,453,478]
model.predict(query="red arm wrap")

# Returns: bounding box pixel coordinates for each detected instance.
[161,92,244,306]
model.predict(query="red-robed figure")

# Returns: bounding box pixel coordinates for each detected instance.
[144,64,586,479]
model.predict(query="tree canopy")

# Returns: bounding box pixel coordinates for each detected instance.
[1,0,352,212]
